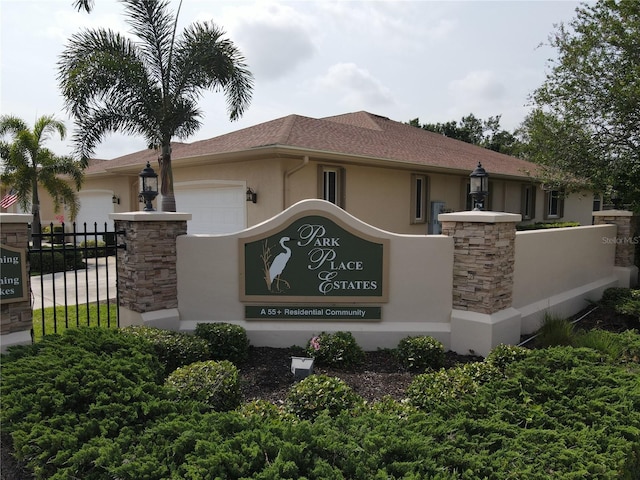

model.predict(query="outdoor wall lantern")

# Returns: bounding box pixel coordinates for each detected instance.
[139,161,159,211]
[112,194,120,205]
[290,356,314,380]
[246,187,257,203]
[469,162,489,211]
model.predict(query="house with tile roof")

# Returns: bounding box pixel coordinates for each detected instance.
[23,111,597,233]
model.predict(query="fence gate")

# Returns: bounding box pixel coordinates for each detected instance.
[29,222,125,339]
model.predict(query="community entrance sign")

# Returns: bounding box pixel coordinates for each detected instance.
[0,244,28,303]
[240,211,388,319]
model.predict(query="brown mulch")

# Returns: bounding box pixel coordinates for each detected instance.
[2,306,637,480]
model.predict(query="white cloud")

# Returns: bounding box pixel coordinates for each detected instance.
[315,63,394,109]
[449,70,506,102]
[218,2,317,81]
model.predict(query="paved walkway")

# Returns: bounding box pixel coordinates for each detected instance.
[30,256,117,309]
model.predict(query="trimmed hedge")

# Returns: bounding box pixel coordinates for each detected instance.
[194,322,250,364]
[165,360,241,411]
[305,331,365,368]
[122,326,209,376]
[395,335,445,371]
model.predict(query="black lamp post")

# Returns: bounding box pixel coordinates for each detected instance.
[139,162,158,211]
[469,162,489,211]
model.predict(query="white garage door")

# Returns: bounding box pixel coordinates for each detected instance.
[174,185,246,234]
[76,191,114,232]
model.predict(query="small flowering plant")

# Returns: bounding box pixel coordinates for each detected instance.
[305,331,365,368]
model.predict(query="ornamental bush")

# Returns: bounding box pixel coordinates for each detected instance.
[165,360,241,411]
[407,361,501,411]
[601,287,640,320]
[485,343,531,371]
[122,326,209,376]
[286,374,363,420]
[194,322,250,364]
[394,335,444,371]
[305,331,365,368]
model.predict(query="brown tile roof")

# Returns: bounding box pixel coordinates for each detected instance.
[85,111,538,179]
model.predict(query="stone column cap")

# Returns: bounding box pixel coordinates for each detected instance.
[593,210,634,217]
[110,211,192,222]
[0,213,32,224]
[438,211,522,223]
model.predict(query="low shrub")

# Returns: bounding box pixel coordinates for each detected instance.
[516,221,580,231]
[394,335,444,371]
[29,247,85,275]
[194,322,250,364]
[286,374,363,420]
[305,331,365,368]
[601,287,640,320]
[407,361,501,411]
[122,326,209,375]
[165,360,240,411]
[485,343,531,370]
[79,239,108,258]
[0,328,174,479]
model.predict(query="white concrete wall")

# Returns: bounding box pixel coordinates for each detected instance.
[176,200,454,350]
[513,224,618,333]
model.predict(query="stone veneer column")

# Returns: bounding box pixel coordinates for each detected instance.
[1,213,33,351]
[593,210,639,287]
[111,212,191,328]
[439,211,522,357]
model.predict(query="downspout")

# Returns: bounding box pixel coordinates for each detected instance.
[283,155,309,209]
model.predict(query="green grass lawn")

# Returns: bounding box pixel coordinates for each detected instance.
[32,303,118,341]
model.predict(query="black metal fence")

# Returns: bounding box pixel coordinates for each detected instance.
[29,222,125,337]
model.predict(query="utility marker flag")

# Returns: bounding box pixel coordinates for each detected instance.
[1,189,18,209]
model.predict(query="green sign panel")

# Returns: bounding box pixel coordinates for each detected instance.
[246,306,381,320]
[241,214,388,304]
[0,244,28,304]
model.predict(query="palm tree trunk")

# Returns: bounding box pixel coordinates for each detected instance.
[159,143,176,212]
[32,174,42,248]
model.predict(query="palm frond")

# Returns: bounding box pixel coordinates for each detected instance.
[73,0,94,13]
[33,115,67,146]
[0,115,29,137]
[120,0,175,90]
[172,21,254,121]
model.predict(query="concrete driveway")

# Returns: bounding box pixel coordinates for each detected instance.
[30,256,117,309]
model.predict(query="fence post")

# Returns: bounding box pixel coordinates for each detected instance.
[1,214,33,351]
[111,212,191,329]
[593,210,639,288]
[439,211,522,357]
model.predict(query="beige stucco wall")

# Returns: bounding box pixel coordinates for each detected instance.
[513,224,618,332]
[176,199,454,350]
[48,154,597,237]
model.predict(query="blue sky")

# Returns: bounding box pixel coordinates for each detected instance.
[1,0,589,159]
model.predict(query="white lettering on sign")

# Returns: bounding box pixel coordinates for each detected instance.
[297,223,378,295]
[0,254,20,265]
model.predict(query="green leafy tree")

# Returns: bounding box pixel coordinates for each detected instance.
[0,115,83,246]
[410,113,522,155]
[524,0,640,210]
[58,0,254,212]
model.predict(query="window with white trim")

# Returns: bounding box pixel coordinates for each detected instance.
[411,174,427,223]
[544,189,564,219]
[521,184,536,220]
[319,166,345,207]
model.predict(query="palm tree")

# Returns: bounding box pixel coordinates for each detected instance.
[73,0,94,12]
[58,0,254,212]
[0,115,84,247]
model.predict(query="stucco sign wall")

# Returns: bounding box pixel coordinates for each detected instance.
[240,212,389,314]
